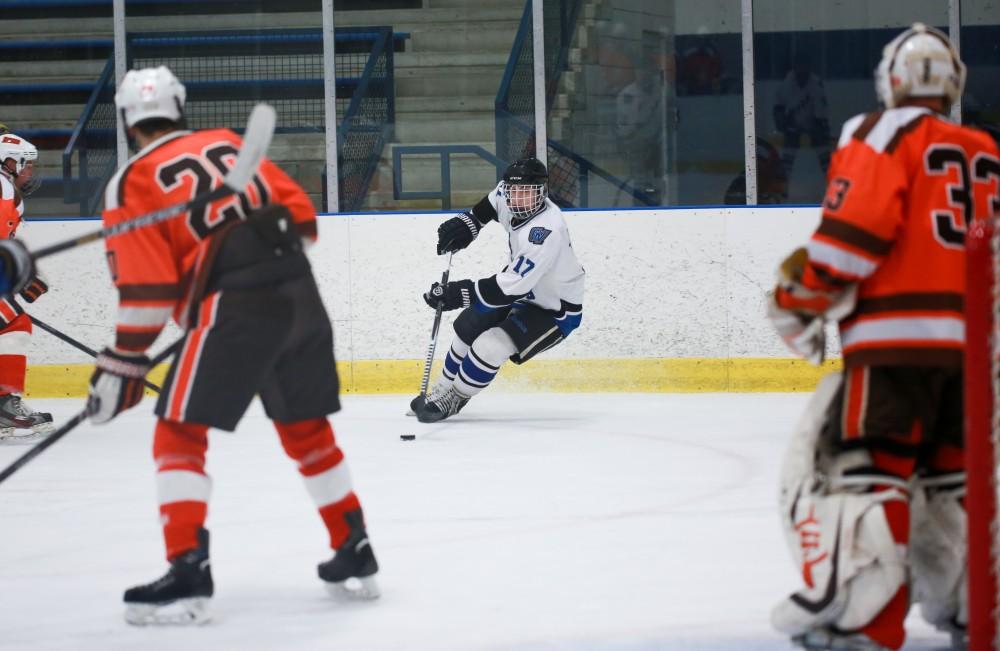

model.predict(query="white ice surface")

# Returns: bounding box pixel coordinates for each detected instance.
[0,394,948,651]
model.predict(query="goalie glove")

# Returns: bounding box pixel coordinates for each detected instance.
[436,212,479,255]
[87,348,151,425]
[423,278,474,311]
[767,293,828,365]
[768,247,858,364]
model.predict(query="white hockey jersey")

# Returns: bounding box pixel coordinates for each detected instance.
[468,183,585,335]
[774,71,829,131]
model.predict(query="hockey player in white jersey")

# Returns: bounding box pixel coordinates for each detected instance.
[411,158,585,423]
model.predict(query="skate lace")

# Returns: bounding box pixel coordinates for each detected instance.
[430,387,466,414]
[7,395,33,417]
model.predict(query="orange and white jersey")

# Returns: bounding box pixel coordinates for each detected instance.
[102,129,318,354]
[0,173,24,238]
[794,106,1000,367]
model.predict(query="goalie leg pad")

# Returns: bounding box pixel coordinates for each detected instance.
[910,473,967,635]
[772,486,909,638]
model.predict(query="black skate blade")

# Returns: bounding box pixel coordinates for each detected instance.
[324,575,380,601]
[124,597,212,626]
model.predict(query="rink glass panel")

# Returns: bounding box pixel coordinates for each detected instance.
[751,0,948,205]
[541,0,745,208]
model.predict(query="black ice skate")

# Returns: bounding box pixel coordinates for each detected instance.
[0,393,55,442]
[123,528,214,626]
[407,380,461,417]
[317,509,380,600]
[414,386,469,423]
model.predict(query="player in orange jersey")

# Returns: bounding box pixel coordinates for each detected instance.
[86,66,379,626]
[767,24,1000,651]
[0,132,53,441]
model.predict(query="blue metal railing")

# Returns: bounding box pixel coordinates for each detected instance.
[61,57,116,215]
[391,145,506,210]
[63,27,399,216]
[333,26,395,212]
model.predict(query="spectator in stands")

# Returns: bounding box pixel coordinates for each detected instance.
[723,138,788,204]
[615,57,666,205]
[677,35,724,96]
[773,53,832,191]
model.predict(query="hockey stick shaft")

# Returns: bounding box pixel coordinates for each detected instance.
[29,315,162,393]
[419,252,454,398]
[31,103,277,262]
[0,340,181,486]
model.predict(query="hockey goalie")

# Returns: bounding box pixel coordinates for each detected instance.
[767,23,1000,651]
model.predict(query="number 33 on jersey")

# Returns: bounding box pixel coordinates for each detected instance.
[802,106,1000,367]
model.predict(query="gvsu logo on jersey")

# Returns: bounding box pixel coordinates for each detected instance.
[528,227,551,245]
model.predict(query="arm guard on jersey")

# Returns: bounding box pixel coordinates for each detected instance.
[772,372,909,637]
[910,473,967,636]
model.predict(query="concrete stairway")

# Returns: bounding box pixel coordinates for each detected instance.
[0,2,521,216]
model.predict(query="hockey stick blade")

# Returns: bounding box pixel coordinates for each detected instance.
[31,103,277,262]
[225,103,276,191]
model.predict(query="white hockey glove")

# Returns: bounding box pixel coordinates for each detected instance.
[87,348,152,424]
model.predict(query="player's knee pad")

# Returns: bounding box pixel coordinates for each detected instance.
[454,306,505,346]
[910,472,967,633]
[772,483,909,636]
[470,327,517,368]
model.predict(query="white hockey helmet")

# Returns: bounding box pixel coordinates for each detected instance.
[875,23,966,110]
[115,65,187,128]
[0,133,40,195]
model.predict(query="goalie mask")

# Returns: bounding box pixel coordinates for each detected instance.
[875,23,965,112]
[115,65,187,128]
[0,134,40,196]
[500,157,548,226]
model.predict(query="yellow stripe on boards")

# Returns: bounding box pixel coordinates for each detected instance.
[24,358,841,398]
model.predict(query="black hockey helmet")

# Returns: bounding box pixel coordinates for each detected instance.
[501,157,548,223]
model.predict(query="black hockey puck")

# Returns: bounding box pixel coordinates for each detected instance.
[400,434,416,441]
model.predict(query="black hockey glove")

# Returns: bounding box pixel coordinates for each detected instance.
[436,212,479,255]
[19,276,48,303]
[0,239,35,296]
[423,278,474,311]
[87,348,152,425]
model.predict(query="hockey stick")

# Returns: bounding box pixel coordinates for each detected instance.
[418,251,454,399]
[0,340,180,486]
[30,103,277,262]
[29,315,162,393]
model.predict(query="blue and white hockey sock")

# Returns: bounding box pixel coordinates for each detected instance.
[453,327,516,397]
[441,338,470,384]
